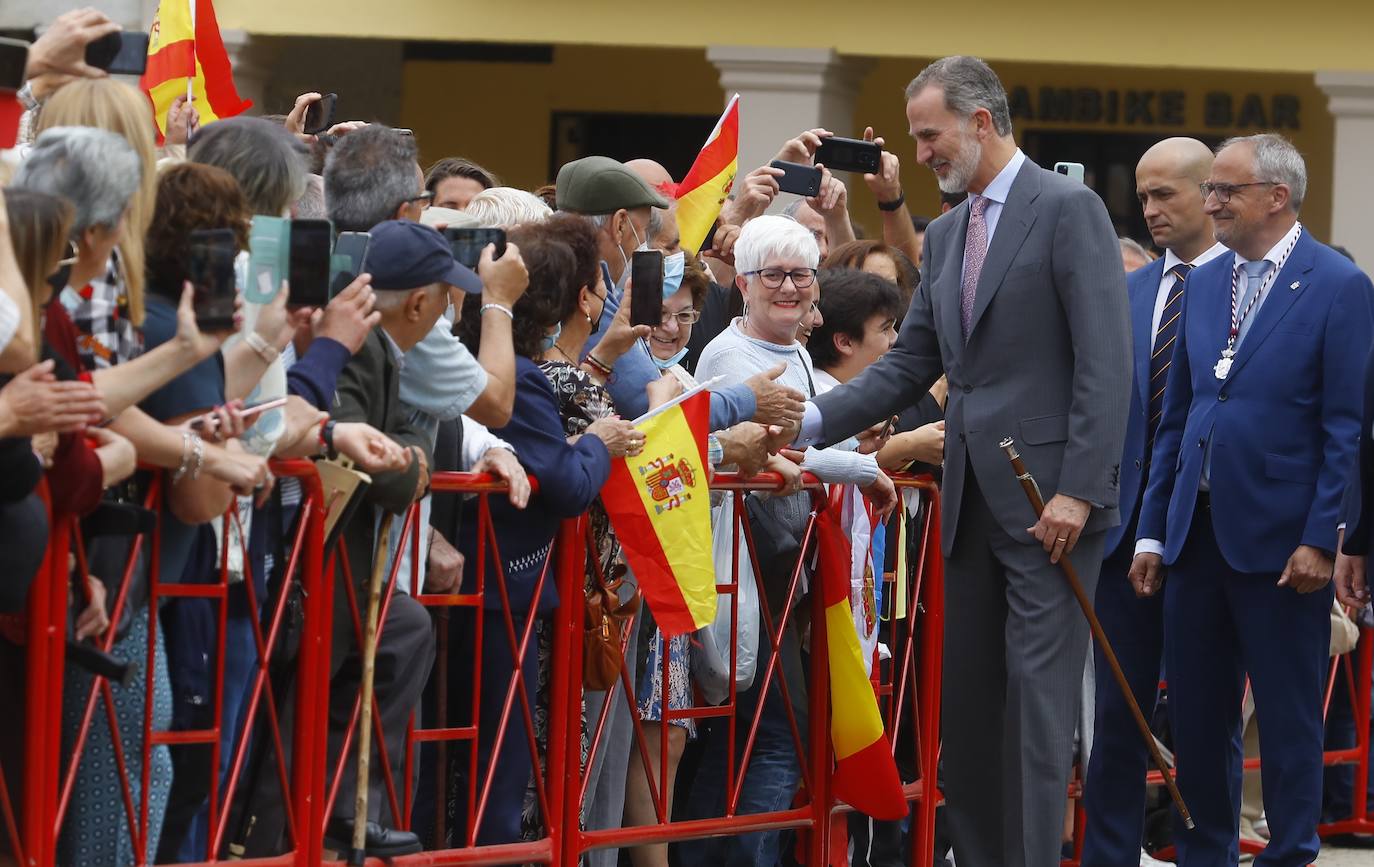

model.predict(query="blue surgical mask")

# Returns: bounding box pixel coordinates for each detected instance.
[651,345,689,370]
[541,321,562,352]
[662,251,685,298]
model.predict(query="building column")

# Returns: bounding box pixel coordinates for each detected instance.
[707,46,872,209]
[1316,71,1374,268]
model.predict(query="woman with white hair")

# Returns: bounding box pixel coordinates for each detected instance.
[462,186,553,228]
[686,215,895,865]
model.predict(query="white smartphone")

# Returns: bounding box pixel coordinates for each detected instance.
[1054,161,1085,183]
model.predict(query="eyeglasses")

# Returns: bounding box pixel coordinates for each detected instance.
[658,308,701,326]
[1199,181,1275,204]
[745,267,817,289]
[400,190,434,211]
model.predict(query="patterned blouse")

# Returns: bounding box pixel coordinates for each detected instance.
[59,250,144,369]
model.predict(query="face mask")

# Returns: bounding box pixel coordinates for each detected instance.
[651,345,689,370]
[615,219,649,290]
[541,321,563,352]
[661,251,685,298]
[587,262,612,337]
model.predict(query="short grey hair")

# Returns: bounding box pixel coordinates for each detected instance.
[734,215,820,275]
[905,55,1013,137]
[14,126,141,234]
[1218,133,1307,213]
[1119,237,1153,265]
[189,116,307,216]
[462,186,552,229]
[294,174,327,220]
[324,125,421,232]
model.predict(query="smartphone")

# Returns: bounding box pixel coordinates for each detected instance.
[0,37,27,90]
[1054,162,1086,183]
[303,93,337,136]
[630,250,664,328]
[701,221,719,253]
[330,231,370,297]
[246,215,289,304]
[84,31,148,76]
[187,229,239,331]
[443,227,506,270]
[190,397,289,432]
[814,136,882,175]
[770,160,823,198]
[288,219,334,307]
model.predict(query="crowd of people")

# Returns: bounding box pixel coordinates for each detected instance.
[1,8,1373,867]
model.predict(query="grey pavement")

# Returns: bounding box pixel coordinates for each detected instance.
[1318,843,1374,865]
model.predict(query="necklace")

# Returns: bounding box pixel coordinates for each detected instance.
[551,342,580,364]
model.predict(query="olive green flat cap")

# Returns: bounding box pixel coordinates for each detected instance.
[555,155,670,215]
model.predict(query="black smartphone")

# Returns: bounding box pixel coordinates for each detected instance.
[186,229,238,331]
[443,227,506,270]
[814,136,882,175]
[288,219,334,307]
[330,231,370,297]
[630,250,664,329]
[0,37,28,90]
[770,160,823,198]
[303,93,337,136]
[84,31,148,76]
[701,221,720,253]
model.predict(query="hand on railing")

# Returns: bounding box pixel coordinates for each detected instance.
[471,447,530,508]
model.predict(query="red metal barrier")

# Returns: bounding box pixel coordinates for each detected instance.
[8,463,951,867]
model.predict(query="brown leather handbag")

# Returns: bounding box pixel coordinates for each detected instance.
[583,572,640,691]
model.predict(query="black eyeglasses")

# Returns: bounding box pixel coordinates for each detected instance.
[744,267,817,289]
[399,190,434,211]
[1199,181,1275,204]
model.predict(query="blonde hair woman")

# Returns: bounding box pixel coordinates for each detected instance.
[34,78,157,339]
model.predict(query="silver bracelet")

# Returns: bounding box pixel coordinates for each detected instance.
[479,303,514,320]
[172,430,194,482]
[189,433,205,480]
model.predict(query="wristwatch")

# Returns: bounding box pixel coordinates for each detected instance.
[877,192,906,212]
[17,82,39,112]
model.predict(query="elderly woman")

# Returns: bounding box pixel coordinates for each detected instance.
[687,215,896,866]
[452,228,640,847]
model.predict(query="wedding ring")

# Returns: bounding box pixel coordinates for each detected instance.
[1056,536,1068,542]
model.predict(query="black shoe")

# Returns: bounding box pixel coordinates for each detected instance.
[324,818,423,857]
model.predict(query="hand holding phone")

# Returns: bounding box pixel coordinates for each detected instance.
[330,231,370,298]
[288,219,334,307]
[770,160,823,198]
[189,397,288,435]
[814,136,883,175]
[84,30,148,76]
[630,250,664,328]
[303,93,338,136]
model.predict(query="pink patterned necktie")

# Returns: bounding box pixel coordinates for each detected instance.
[960,195,989,341]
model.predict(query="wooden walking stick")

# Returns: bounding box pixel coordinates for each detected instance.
[350,513,395,865]
[1000,438,1194,830]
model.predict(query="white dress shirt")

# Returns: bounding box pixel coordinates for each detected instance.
[1152,243,1227,339]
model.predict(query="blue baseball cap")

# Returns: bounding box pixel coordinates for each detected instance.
[365,220,483,294]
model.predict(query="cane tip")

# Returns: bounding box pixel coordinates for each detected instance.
[1183,816,1196,830]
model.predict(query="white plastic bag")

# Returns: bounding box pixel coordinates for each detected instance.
[691,493,761,705]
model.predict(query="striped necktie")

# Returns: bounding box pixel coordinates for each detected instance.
[1147,262,1192,453]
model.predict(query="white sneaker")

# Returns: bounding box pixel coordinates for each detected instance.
[1140,849,1175,867]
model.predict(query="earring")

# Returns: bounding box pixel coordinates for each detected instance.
[58,239,79,268]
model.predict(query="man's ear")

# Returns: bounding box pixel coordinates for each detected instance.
[835,331,854,358]
[405,287,430,321]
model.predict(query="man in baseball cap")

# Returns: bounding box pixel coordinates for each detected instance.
[555,155,669,288]
[322,218,477,858]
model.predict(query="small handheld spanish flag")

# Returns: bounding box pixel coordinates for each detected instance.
[676,94,739,256]
[601,382,718,638]
[817,491,908,820]
[141,0,252,143]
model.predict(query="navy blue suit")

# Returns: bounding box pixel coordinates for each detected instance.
[1082,258,1169,865]
[1138,229,1374,866]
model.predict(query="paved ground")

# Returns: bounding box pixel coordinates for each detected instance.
[1319,844,1374,865]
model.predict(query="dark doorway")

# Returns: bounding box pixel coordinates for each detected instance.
[1022,130,1225,251]
[550,111,719,185]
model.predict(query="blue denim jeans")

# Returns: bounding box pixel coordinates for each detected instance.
[681,625,808,867]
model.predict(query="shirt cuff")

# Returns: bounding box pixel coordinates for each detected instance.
[1134,538,1165,558]
[795,401,824,447]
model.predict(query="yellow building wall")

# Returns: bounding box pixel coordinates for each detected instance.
[221,0,1374,75]
[401,47,1335,242]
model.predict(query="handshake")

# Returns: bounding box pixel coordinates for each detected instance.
[713,364,807,477]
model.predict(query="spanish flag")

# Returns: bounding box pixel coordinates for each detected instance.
[676,94,739,256]
[818,488,907,820]
[141,0,252,142]
[601,385,717,637]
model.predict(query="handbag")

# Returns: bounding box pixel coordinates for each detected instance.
[583,568,640,691]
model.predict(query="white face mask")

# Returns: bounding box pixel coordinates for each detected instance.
[616,218,649,290]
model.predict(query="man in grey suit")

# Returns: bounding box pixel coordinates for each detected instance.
[792,55,1131,866]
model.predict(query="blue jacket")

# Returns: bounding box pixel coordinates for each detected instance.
[1137,231,1374,572]
[1106,257,1166,556]
[458,356,610,613]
